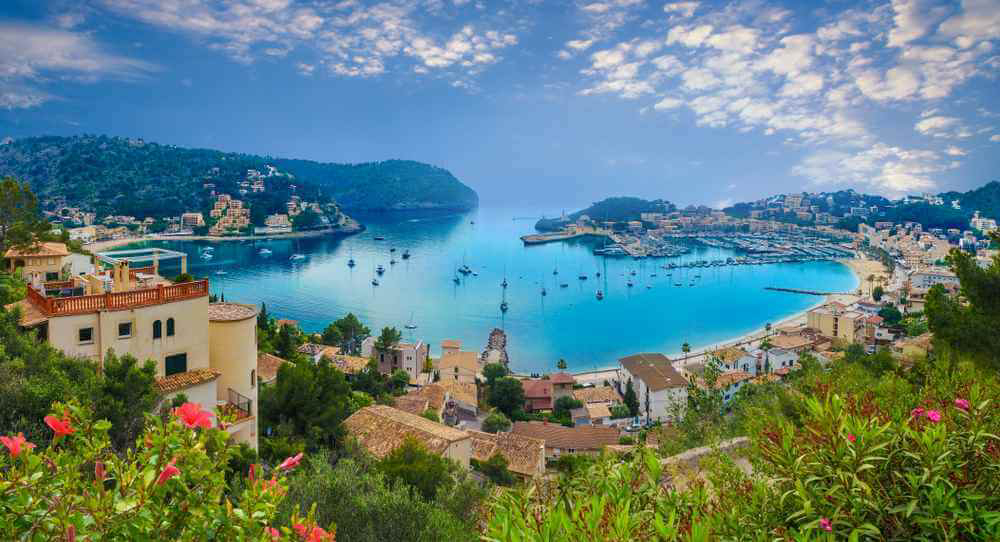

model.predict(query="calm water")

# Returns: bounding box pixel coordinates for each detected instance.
[127,207,857,373]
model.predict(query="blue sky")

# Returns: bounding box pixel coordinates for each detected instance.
[0,0,997,208]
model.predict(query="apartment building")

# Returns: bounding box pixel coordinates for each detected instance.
[617,352,688,423]
[4,246,258,449]
[807,302,865,344]
[361,336,429,381]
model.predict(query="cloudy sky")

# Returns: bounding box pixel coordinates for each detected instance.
[1,0,997,208]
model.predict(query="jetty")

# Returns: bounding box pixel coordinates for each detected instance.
[520,227,612,245]
[764,287,849,296]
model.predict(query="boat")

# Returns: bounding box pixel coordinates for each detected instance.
[674,282,682,286]
[390,258,397,265]
[501,278,508,289]
[258,248,272,255]
[552,267,558,276]
[348,258,356,267]
[560,283,569,288]
[541,287,547,297]
[453,275,461,285]
[596,271,601,277]
[650,273,657,277]
[629,270,636,276]
[374,236,385,241]
[500,301,508,312]
[646,285,652,289]
[390,247,396,252]
[627,281,634,288]
[401,250,411,260]
[200,253,214,260]
[214,270,227,275]
[376,265,385,275]
[596,290,604,300]
[578,273,587,281]
[405,312,417,330]
[372,278,379,286]
[289,254,306,261]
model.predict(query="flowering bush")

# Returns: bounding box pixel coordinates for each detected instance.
[0,401,334,541]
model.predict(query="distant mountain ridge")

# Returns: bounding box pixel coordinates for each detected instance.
[535,197,675,231]
[0,135,478,218]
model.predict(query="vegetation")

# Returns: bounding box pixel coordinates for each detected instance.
[0,401,318,540]
[0,177,49,251]
[320,313,371,355]
[481,412,512,434]
[471,454,515,486]
[488,377,526,419]
[535,197,674,231]
[0,136,477,218]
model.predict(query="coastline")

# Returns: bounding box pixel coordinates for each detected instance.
[571,254,870,384]
[84,223,364,253]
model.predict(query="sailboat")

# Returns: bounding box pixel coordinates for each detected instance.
[405,312,417,330]
[347,246,355,267]
[500,287,509,313]
[376,265,385,275]
[401,249,411,260]
[596,290,604,300]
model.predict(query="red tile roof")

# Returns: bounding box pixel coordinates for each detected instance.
[156,368,221,394]
[511,421,620,451]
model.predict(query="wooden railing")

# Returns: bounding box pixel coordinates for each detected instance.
[26,280,209,316]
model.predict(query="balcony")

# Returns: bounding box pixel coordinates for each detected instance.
[220,388,253,424]
[26,279,209,317]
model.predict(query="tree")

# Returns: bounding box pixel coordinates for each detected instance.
[389,369,410,394]
[553,396,583,418]
[330,313,371,355]
[93,351,158,452]
[925,234,1000,370]
[422,409,440,423]
[623,380,639,417]
[681,342,691,357]
[473,453,514,486]
[377,438,457,501]
[556,358,567,370]
[0,177,49,251]
[482,411,512,433]
[274,322,302,361]
[482,363,507,389]
[292,208,322,230]
[759,337,773,373]
[374,326,402,355]
[488,377,525,418]
[258,358,355,460]
[0,271,26,305]
[878,304,903,327]
[873,285,884,301]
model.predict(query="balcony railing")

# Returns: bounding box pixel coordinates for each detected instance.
[225,388,253,421]
[25,280,209,317]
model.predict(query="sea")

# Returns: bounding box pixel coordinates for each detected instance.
[123,206,858,373]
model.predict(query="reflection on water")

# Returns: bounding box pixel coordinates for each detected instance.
[129,207,858,373]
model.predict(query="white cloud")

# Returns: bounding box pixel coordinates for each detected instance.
[664,2,699,18]
[886,0,951,47]
[990,134,1000,142]
[666,24,713,48]
[914,115,973,138]
[792,144,952,195]
[653,96,684,110]
[0,22,155,109]
[944,145,967,156]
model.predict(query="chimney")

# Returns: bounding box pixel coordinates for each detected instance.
[112,260,132,293]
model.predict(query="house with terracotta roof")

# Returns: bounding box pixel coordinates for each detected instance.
[296,342,339,363]
[617,353,688,423]
[571,402,612,426]
[711,347,757,376]
[572,386,622,406]
[522,379,554,412]
[511,421,621,459]
[344,405,472,467]
[548,372,576,400]
[468,430,545,479]
[361,336,429,383]
[257,352,290,386]
[698,371,753,404]
[4,248,259,449]
[4,242,70,284]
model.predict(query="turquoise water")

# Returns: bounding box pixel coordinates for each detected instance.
[128,207,857,373]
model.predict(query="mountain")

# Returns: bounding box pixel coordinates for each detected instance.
[0,135,478,218]
[535,197,675,231]
[941,181,1000,220]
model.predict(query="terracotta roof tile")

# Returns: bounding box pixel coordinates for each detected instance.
[207,302,257,322]
[257,352,289,384]
[584,403,612,419]
[4,242,69,258]
[393,396,430,416]
[619,353,687,391]
[329,354,368,374]
[344,405,469,458]
[5,299,48,327]
[468,430,545,477]
[511,421,620,451]
[156,368,221,394]
[573,386,622,404]
[549,372,575,385]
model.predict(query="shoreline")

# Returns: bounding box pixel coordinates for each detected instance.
[84,223,364,253]
[570,254,870,383]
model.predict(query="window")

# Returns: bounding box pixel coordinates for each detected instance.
[152,320,162,340]
[250,370,256,388]
[165,353,187,376]
[166,318,175,337]
[46,272,60,281]
[118,321,132,339]
[78,327,94,345]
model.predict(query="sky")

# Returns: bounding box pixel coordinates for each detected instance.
[0,0,998,209]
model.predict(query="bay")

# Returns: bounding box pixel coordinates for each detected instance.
[125,206,858,373]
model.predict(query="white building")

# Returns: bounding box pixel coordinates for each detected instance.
[909,268,959,289]
[617,353,688,423]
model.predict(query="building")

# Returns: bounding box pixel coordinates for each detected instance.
[441,339,462,357]
[711,347,757,376]
[438,350,480,384]
[296,342,339,363]
[572,386,622,406]
[522,379,553,412]
[257,352,290,387]
[180,212,205,228]
[617,353,688,423]
[970,211,997,233]
[5,248,258,448]
[549,372,576,400]
[468,430,545,479]
[480,328,510,366]
[361,337,428,382]
[68,226,97,243]
[343,405,472,467]
[908,268,959,290]
[511,421,620,459]
[4,242,70,284]
[571,403,612,426]
[807,302,866,344]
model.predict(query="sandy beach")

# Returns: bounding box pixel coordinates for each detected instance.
[570,253,879,381]
[84,223,363,253]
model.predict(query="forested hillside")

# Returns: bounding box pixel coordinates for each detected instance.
[0,136,478,218]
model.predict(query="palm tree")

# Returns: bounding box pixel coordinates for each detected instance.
[681,342,691,358]
[557,358,567,370]
[759,337,773,374]
[867,274,875,296]
[765,322,772,337]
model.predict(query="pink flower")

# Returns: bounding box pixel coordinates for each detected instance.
[65,524,76,542]
[174,402,213,429]
[0,433,34,458]
[156,458,180,486]
[267,527,282,541]
[95,461,106,482]
[819,517,832,532]
[954,398,970,411]
[293,525,332,542]
[44,415,75,437]
[847,434,856,443]
[279,452,303,471]
[926,410,941,423]
[911,407,925,418]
